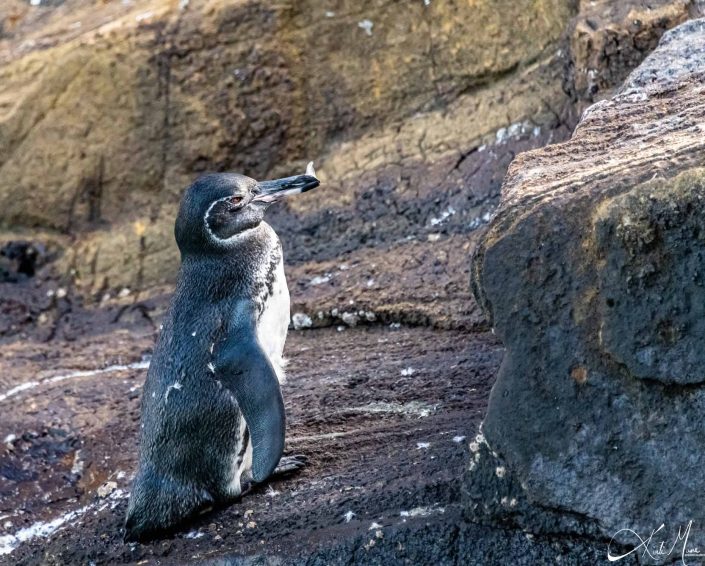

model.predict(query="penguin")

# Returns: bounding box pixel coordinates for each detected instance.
[124,163,319,541]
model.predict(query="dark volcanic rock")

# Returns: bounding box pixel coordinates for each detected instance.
[565,0,702,103]
[205,508,616,566]
[469,18,705,557]
[0,240,45,282]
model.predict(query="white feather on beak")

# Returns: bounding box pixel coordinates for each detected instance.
[306,161,316,178]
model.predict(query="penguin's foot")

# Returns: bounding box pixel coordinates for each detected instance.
[273,454,308,477]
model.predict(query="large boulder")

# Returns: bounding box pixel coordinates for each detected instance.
[469,17,705,553]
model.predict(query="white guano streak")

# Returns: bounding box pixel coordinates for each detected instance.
[0,360,150,403]
[0,489,128,555]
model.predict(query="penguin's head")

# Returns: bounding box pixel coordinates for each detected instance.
[175,162,319,254]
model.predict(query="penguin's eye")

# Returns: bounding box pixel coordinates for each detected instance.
[229,196,244,206]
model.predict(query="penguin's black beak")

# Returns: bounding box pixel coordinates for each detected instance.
[253,161,320,204]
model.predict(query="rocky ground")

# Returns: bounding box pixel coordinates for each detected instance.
[0,281,499,564]
[0,281,620,565]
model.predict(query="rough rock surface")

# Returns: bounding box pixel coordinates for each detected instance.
[566,0,704,103]
[0,1,701,564]
[1,0,695,333]
[0,283,505,564]
[0,283,616,565]
[470,17,705,554]
[0,0,580,331]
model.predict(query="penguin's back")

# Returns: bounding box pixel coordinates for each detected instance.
[139,295,245,499]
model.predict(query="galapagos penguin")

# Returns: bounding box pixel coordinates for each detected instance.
[124,163,319,541]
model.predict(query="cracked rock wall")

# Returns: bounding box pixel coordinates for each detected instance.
[0,0,576,321]
[1,0,696,333]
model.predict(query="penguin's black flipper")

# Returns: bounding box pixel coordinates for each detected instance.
[215,299,286,483]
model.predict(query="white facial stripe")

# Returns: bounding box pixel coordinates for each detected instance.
[203,196,253,246]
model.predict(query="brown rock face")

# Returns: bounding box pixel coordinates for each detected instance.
[0,0,577,327]
[469,18,705,549]
[2,0,696,333]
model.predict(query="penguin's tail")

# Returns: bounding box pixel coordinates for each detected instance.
[124,464,213,542]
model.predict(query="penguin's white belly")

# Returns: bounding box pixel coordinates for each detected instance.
[228,231,290,497]
[256,257,290,383]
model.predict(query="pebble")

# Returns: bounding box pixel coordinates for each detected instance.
[97,481,117,498]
